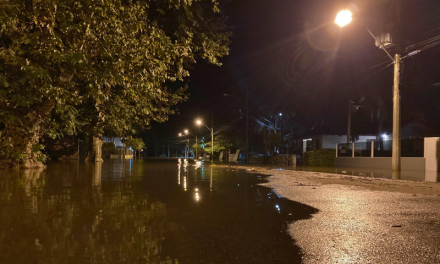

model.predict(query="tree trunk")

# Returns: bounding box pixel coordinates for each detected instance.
[0,100,54,168]
[85,136,104,163]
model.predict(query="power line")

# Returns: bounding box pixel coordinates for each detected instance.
[406,25,440,42]
[405,34,440,51]
[338,62,394,93]
[341,60,393,81]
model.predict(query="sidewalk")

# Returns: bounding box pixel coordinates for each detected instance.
[215,164,440,263]
[213,164,440,196]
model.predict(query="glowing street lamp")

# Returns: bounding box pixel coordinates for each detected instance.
[196,119,214,162]
[335,9,401,172]
[179,130,191,159]
[335,10,352,27]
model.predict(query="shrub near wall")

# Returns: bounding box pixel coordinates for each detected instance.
[303,149,335,166]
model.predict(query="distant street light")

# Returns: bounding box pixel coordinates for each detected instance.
[178,131,190,159]
[197,119,214,162]
[184,130,198,160]
[335,9,401,172]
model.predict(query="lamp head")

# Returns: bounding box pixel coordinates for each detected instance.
[184,130,188,134]
[178,133,182,137]
[223,94,229,97]
[196,120,202,125]
[335,10,352,27]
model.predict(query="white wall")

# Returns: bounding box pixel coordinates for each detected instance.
[103,137,123,148]
[357,136,376,142]
[424,137,440,172]
[321,135,376,149]
[322,135,346,148]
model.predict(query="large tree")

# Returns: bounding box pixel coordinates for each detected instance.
[0,0,230,168]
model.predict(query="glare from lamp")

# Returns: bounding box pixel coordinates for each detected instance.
[335,10,352,27]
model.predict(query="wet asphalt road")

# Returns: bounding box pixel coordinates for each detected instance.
[265,175,440,263]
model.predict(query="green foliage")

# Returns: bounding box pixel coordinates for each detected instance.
[125,138,145,151]
[204,132,243,153]
[303,149,335,167]
[0,0,230,165]
[191,143,204,154]
[102,142,118,155]
[260,127,283,156]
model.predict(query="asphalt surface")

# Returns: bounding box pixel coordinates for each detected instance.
[263,174,440,264]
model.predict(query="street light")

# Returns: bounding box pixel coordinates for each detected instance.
[335,10,401,171]
[335,10,352,27]
[196,119,214,162]
[178,131,189,158]
[224,93,249,163]
[179,130,198,160]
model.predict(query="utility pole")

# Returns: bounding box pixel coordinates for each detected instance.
[347,99,351,143]
[195,135,198,160]
[392,0,402,171]
[392,54,401,171]
[212,113,214,163]
[246,89,249,162]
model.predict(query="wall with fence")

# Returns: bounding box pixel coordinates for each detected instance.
[336,138,424,158]
[335,138,425,170]
[335,157,425,170]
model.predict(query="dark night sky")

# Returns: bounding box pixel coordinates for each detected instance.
[144,0,440,144]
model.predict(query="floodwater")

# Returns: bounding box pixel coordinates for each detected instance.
[0,159,317,264]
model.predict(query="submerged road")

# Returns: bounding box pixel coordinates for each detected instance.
[2,159,439,263]
[0,159,316,264]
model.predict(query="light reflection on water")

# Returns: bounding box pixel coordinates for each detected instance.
[0,159,316,264]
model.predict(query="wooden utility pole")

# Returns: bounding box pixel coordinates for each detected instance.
[347,99,351,143]
[392,0,402,171]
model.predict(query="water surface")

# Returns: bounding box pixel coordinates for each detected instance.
[0,159,317,264]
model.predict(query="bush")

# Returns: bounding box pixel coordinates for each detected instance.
[102,142,118,155]
[303,149,335,166]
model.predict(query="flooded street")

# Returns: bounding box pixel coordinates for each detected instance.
[0,159,316,264]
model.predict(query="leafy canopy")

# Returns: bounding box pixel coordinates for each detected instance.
[125,138,145,151]
[0,0,230,163]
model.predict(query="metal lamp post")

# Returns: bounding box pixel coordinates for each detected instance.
[185,130,198,160]
[335,10,401,171]
[179,131,197,159]
[184,130,189,159]
[197,119,214,162]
